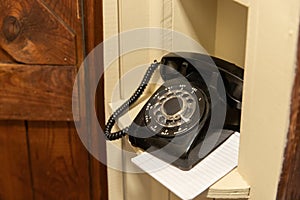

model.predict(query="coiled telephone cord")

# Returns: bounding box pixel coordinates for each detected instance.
[104,60,160,140]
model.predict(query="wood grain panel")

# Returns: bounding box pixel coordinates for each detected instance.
[0,48,15,63]
[42,0,81,30]
[0,0,76,65]
[41,0,84,68]
[0,121,33,200]
[27,121,90,200]
[0,64,78,121]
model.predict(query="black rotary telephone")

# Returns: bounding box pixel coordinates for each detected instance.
[105,52,243,170]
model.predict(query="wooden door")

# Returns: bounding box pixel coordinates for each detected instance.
[0,0,108,199]
[0,0,80,120]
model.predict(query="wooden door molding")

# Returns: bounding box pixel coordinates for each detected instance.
[83,0,108,199]
[276,25,300,200]
[0,0,83,121]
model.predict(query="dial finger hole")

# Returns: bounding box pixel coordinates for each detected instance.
[166,93,174,97]
[159,97,166,102]
[158,116,166,123]
[155,110,162,116]
[187,98,194,103]
[175,91,183,96]
[182,93,189,98]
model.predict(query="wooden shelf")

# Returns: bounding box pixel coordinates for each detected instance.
[208,169,250,199]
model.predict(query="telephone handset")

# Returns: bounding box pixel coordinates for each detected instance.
[105,52,243,170]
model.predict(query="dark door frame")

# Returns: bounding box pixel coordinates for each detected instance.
[82,0,108,199]
[276,24,300,200]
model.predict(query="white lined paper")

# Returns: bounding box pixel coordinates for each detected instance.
[132,132,240,200]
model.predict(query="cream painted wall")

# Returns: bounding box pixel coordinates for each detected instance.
[173,0,218,55]
[215,0,248,67]
[103,1,124,200]
[103,0,300,199]
[105,1,171,200]
[118,0,151,99]
[238,0,300,199]
[171,0,248,67]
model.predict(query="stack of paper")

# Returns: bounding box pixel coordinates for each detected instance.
[207,168,250,199]
[132,132,241,200]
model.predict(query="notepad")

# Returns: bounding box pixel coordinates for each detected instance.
[207,168,250,199]
[132,132,240,200]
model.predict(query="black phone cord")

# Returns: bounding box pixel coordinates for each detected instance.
[104,60,160,140]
